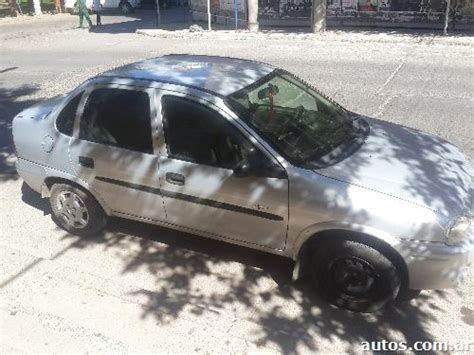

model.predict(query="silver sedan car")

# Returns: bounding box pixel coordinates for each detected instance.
[13,55,473,312]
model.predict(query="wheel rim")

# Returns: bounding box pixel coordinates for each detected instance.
[56,191,89,229]
[121,4,130,13]
[329,256,377,298]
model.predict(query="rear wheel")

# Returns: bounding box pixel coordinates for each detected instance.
[119,1,133,14]
[311,239,401,312]
[50,183,107,236]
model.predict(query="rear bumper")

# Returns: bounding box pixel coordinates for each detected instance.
[399,236,474,290]
[16,158,46,194]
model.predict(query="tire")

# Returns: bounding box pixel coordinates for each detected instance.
[311,239,401,313]
[119,1,133,14]
[50,183,107,236]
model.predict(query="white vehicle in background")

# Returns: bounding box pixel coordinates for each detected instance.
[64,0,141,14]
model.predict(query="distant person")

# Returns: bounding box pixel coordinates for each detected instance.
[77,0,93,28]
[15,0,23,15]
[93,0,101,26]
[54,0,62,13]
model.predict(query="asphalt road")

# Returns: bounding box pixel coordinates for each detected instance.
[1,12,474,353]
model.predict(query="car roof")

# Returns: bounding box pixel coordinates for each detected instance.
[100,54,275,97]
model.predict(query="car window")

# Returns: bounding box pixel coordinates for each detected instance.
[246,75,318,112]
[161,95,280,175]
[56,91,83,136]
[79,88,153,154]
[227,71,366,168]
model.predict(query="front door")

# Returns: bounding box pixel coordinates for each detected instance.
[69,85,167,222]
[156,93,289,251]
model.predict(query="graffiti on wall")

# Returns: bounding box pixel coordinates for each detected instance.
[258,0,470,23]
[260,0,311,18]
[351,0,445,12]
[260,0,447,18]
[455,0,474,19]
[189,0,473,25]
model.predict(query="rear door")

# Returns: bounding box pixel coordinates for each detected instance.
[69,84,167,222]
[155,92,289,251]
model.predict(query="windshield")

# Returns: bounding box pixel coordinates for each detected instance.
[226,70,367,168]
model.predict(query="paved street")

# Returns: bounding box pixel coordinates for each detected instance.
[1,12,474,353]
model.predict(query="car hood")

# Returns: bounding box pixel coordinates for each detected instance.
[317,117,473,220]
[16,95,64,120]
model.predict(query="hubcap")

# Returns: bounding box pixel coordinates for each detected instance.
[56,191,89,229]
[329,256,376,297]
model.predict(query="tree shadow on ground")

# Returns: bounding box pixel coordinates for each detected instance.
[0,84,43,179]
[88,10,155,34]
[72,218,444,353]
[21,181,444,353]
[88,8,195,34]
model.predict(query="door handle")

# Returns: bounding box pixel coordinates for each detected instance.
[166,172,185,186]
[79,156,94,168]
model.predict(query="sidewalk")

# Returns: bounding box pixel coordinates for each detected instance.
[2,8,473,47]
[137,25,474,47]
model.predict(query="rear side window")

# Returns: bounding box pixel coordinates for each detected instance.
[79,88,153,154]
[56,91,83,136]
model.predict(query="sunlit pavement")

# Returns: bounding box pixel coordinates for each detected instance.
[1,13,473,353]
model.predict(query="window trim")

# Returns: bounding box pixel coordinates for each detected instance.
[158,92,287,178]
[74,83,158,155]
[53,89,84,137]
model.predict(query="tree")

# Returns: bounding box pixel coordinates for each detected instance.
[443,0,451,35]
[8,0,20,16]
[311,0,326,33]
[247,0,258,32]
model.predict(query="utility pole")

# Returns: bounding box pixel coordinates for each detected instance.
[247,0,258,32]
[155,0,161,27]
[234,0,238,30]
[207,0,211,30]
[311,0,326,33]
[443,0,451,35]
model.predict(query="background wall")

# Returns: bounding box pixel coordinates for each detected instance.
[189,0,473,28]
[259,0,473,28]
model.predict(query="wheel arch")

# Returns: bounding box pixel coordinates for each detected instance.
[292,227,410,295]
[43,175,111,215]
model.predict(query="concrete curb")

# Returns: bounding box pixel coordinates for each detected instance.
[136,28,474,46]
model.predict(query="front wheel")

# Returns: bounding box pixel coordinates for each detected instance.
[50,183,107,236]
[311,239,401,312]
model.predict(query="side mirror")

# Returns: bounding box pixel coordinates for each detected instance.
[233,163,251,177]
